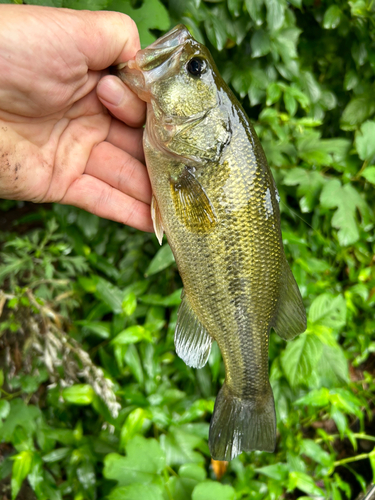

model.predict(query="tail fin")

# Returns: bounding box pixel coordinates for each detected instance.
[209,383,276,461]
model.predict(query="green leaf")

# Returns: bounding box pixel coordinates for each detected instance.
[281,333,323,387]
[42,447,71,463]
[160,427,204,466]
[308,294,346,330]
[122,291,137,316]
[0,400,10,419]
[103,436,166,486]
[283,167,324,212]
[251,30,271,57]
[107,0,169,47]
[323,5,342,29]
[76,320,111,339]
[341,96,375,130]
[245,0,264,25]
[11,451,33,500]
[204,15,227,51]
[62,384,95,405]
[179,463,206,482]
[355,121,375,161]
[256,463,289,481]
[320,180,370,246]
[112,325,152,345]
[108,484,164,500]
[288,471,325,496]
[264,0,285,31]
[362,166,375,184]
[120,408,149,449]
[192,481,236,500]
[95,278,124,314]
[300,440,333,467]
[145,244,175,277]
[1,399,40,442]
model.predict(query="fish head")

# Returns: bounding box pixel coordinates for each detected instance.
[116,25,222,118]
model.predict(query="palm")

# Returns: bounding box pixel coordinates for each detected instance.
[0,5,152,232]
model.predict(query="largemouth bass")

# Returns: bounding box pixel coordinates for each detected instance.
[117,25,306,461]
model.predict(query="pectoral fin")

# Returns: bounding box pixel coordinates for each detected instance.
[175,291,212,368]
[170,169,216,233]
[151,195,164,245]
[272,259,307,340]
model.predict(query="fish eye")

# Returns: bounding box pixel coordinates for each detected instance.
[186,57,207,77]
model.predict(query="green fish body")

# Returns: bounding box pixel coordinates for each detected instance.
[118,25,306,460]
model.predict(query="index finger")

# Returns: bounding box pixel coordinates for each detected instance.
[74,10,141,70]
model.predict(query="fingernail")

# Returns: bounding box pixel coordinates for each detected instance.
[97,78,124,106]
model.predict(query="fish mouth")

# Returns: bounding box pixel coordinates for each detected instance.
[115,25,192,102]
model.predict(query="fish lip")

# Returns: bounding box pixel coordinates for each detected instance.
[115,25,193,99]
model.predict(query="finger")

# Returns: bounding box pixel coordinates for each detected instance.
[97,76,146,128]
[75,11,141,69]
[86,142,151,205]
[106,119,145,163]
[60,174,153,233]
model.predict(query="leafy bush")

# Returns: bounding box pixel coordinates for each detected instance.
[1,0,375,499]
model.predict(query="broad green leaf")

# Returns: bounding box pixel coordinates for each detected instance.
[308,294,346,330]
[112,325,152,345]
[108,484,164,500]
[120,408,149,449]
[179,463,206,482]
[281,333,322,387]
[320,179,370,246]
[107,0,169,47]
[256,463,289,481]
[355,121,375,161]
[62,384,95,405]
[124,344,144,384]
[264,0,285,31]
[204,15,227,51]
[288,471,325,496]
[95,278,124,314]
[0,400,10,419]
[160,427,204,466]
[122,291,137,316]
[11,451,33,500]
[323,5,342,29]
[42,447,71,463]
[251,30,271,57]
[145,244,175,277]
[192,481,236,500]
[245,0,264,25]
[300,439,333,467]
[76,320,111,339]
[361,166,375,184]
[103,436,166,486]
[1,399,40,442]
[283,168,324,212]
[341,96,375,130]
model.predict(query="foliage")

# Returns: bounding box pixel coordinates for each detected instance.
[1,0,375,498]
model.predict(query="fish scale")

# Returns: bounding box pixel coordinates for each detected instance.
[118,24,306,460]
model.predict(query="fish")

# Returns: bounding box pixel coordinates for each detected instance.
[117,25,306,461]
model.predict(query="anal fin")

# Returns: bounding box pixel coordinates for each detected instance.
[151,194,164,245]
[175,291,212,368]
[272,259,307,340]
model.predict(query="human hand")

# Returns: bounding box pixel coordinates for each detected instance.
[0,5,152,232]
